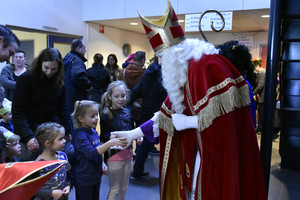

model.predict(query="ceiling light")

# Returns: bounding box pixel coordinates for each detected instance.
[130,22,138,25]
[261,15,270,18]
[178,20,185,23]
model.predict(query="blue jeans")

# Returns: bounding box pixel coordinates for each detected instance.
[132,137,154,177]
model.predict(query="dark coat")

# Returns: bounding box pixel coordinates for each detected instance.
[128,61,167,125]
[72,127,103,185]
[12,72,72,144]
[0,64,26,101]
[87,63,111,103]
[100,107,134,143]
[63,51,92,113]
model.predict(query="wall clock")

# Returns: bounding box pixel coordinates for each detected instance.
[122,43,132,57]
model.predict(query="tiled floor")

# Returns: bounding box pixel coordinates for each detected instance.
[69,135,300,200]
[265,135,300,200]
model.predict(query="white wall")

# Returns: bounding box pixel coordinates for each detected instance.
[0,0,86,37]
[86,23,153,68]
[186,31,269,58]
[83,0,270,20]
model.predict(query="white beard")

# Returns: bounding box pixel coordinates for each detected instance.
[159,38,219,113]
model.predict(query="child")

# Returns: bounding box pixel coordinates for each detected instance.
[71,100,127,200]
[0,99,14,132]
[3,130,21,162]
[100,80,140,200]
[34,122,71,200]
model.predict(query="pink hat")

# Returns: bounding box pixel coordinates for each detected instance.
[125,53,135,63]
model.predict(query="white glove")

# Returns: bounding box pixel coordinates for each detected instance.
[110,127,144,147]
[171,113,198,131]
[110,145,125,150]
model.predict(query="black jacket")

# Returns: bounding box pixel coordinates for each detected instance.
[128,61,167,126]
[87,63,111,102]
[63,51,92,113]
[12,72,72,144]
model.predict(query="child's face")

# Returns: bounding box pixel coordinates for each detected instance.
[8,139,21,157]
[109,85,126,110]
[51,127,66,152]
[79,105,99,129]
[2,111,12,122]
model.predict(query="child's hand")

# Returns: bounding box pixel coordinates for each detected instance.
[137,137,143,145]
[52,189,64,199]
[27,138,39,152]
[109,138,127,148]
[102,162,108,174]
[62,185,71,196]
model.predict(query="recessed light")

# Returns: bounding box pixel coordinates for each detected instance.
[130,22,138,25]
[178,20,185,23]
[261,15,270,18]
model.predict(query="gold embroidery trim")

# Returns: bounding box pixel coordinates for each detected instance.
[185,163,190,178]
[161,102,175,115]
[157,110,174,137]
[193,76,244,111]
[197,84,250,132]
[161,134,173,200]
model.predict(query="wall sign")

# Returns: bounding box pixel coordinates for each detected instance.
[185,11,232,32]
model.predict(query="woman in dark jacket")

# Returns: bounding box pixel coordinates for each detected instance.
[87,53,111,104]
[12,48,72,160]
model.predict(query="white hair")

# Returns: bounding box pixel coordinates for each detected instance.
[159,38,218,113]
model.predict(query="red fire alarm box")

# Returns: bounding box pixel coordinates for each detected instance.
[99,25,104,34]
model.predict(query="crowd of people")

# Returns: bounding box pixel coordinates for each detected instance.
[0,3,268,199]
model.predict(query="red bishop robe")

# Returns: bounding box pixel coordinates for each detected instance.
[156,54,267,200]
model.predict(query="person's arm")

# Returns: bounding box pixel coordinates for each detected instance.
[253,72,265,96]
[11,74,35,144]
[111,113,159,146]
[73,132,102,161]
[72,62,92,91]
[96,138,127,155]
[57,85,72,139]
[35,188,53,199]
[0,65,16,90]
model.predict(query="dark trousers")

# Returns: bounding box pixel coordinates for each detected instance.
[75,181,101,200]
[257,102,264,132]
[132,137,154,177]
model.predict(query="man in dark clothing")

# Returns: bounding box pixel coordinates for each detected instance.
[253,63,266,134]
[87,53,111,104]
[128,59,167,179]
[63,39,92,114]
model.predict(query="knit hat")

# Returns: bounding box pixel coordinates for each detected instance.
[3,130,14,141]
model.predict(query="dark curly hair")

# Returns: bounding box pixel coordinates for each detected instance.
[217,40,257,88]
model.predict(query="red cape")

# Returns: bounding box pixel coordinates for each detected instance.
[158,54,266,200]
[0,160,67,200]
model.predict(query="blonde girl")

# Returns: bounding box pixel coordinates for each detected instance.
[100,80,137,200]
[72,100,127,200]
[34,122,71,200]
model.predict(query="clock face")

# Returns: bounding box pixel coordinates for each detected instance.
[122,43,132,57]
